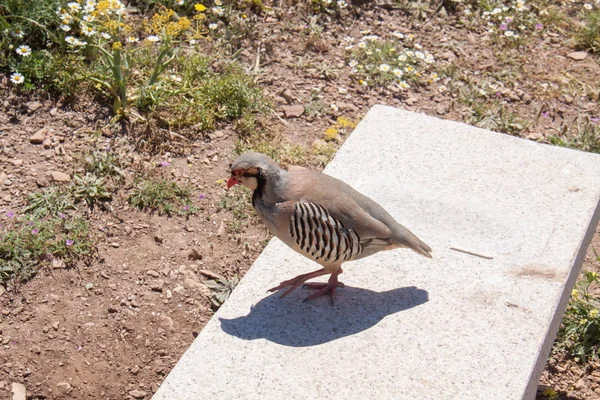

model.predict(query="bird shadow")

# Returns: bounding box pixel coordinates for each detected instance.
[219,285,428,347]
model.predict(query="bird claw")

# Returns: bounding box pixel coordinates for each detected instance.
[302,284,339,305]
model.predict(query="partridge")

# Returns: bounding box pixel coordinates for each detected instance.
[227,152,432,303]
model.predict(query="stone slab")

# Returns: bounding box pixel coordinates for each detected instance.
[153,105,600,400]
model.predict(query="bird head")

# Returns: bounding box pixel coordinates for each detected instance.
[227,152,279,191]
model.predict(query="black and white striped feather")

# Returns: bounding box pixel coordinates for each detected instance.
[289,202,363,263]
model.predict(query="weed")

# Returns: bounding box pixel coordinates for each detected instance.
[219,187,253,233]
[0,213,95,283]
[345,32,442,90]
[71,173,112,209]
[203,273,240,310]
[129,178,193,215]
[556,271,600,363]
[23,186,74,218]
[575,8,600,53]
[83,149,127,182]
[550,118,600,153]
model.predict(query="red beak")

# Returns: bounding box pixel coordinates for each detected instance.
[227,177,240,189]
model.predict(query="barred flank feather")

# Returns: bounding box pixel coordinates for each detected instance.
[289,202,362,263]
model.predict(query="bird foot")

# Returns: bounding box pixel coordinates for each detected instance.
[302,282,343,305]
[267,268,328,298]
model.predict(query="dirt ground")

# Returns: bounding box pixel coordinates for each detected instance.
[2,1,600,399]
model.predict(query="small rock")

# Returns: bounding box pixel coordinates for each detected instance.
[85,282,94,290]
[281,105,305,118]
[131,365,141,375]
[159,314,174,330]
[42,138,53,149]
[0,173,7,186]
[9,159,23,167]
[31,346,41,354]
[29,129,46,144]
[26,101,43,113]
[3,178,12,186]
[52,321,59,331]
[109,242,120,248]
[22,369,31,378]
[172,285,185,294]
[575,378,586,390]
[153,235,163,244]
[107,306,118,313]
[50,171,71,182]
[567,51,587,61]
[564,94,574,104]
[165,289,172,299]
[56,382,72,393]
[280,89,294,104]
[337,102,358,112]
[527,132,543,141]
[146,270,160,278]
[51,258,65,269]
[129,389,147,399]
[217,221,225,237]
[150,280,164,292]
[11,382,26,400]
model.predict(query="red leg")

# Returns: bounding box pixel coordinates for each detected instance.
[303,269,343,305]
[267,268,328,298]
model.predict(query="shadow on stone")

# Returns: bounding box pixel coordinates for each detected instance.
[219,285,428,347]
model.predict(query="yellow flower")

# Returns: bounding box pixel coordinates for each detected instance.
[112,41,122,50]
[572,289,579,298]
[590,309,599,318]
[195,3,206,11]
[324,127,338,141]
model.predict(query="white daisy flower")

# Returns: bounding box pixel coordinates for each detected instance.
[405,50,414,57]
[146,35,160,42]
[81,25,96,36]
[505,30,514,37]
[349,60,358,67]
[330,104,339,111]
[393,68,403,78]
[176,0,185,4]
[10,72,24,85]
[60,24,72,32]
[358,42,366,49]
[212,6,224,15]
[11,28,24,38]
[83,14,95,22]
[397,81,410,90]
[414,43,422,49]
[170,74,182,82]
[65,36,77,44]
[379,64,390,72]
[392,31,404,39]
[74,39,87,46]
[16,45,32,57]
[415,51,425,59]
[439,85,448,93]
[337,0,347,8]
[101,32,111,39]
[215,0,222,4]
[67,2,81,11]
[209,23,218,30]
[398,54,407,62]
[584,3,593,9]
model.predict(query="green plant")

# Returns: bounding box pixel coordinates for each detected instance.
[219,188,253,232]
[0,213,95,283]
[345,32,442,89]
[128,178,193,215]
[575,8,600,53]
[550,118,600,153]
[83,149,127,182]
[23,186,74,218]
[203,273,240,309]
[71,173,112,208]
[557,271,600,363]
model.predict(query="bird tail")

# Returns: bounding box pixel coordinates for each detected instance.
[393,225,433,258]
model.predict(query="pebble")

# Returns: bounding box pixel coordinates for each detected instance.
[29,129,46,144]
[50,171,71,182]
[281,105,305,118]
[129,389,147,399]
[147,270,160,278]
[11,382,26,400]
[567,51,587,61]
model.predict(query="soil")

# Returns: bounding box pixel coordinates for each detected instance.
[1,1,600,399]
